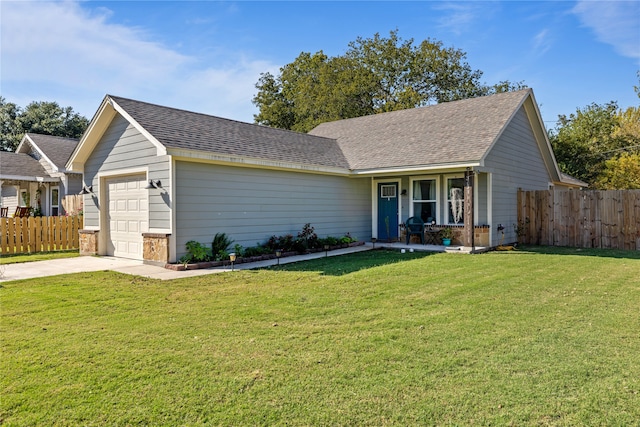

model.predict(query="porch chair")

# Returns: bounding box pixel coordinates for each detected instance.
[0,207,8,217]
[405,216,425,245]
[14,207,31,218]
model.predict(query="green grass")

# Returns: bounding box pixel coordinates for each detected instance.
[1,247,639,425]
[0,249,79,264]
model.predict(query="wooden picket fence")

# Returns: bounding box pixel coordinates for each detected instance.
[517,190,640,250]
[0,216,82,255]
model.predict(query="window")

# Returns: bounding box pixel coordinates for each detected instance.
[380,184,397,198]
[447,177,465,224]
[412,179,437,223]
[19,189,28,207]
[50,187,59,216]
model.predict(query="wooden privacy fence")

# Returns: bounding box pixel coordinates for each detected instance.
[0,216,82,255]
[517,190,640,250]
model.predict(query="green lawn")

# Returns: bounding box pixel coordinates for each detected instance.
[0,249,79,264]
[1,247,639,425]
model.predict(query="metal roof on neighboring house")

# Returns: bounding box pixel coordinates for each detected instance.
[109,96,351,169]
[309,89,531,170]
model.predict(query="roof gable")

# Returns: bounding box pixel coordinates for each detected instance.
[309,89,533,170]
[17,133,80,172]
[69,95,349,172]
[109,96,349,169]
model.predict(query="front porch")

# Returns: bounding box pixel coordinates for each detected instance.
[372,240,489,254]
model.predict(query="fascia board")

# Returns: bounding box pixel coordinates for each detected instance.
[168,148,351,176]
[478,89,530,167]
[15,135,30,153]
[66,95,168,171]
[478,90,561,183]
[21,134,61,173]
[66,97,116,171]
[0,174,59,183]
[351,162,481,176]
[523,91,562,182]
[109,98,167,157]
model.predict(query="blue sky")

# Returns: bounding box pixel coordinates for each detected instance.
[2,1,639,128]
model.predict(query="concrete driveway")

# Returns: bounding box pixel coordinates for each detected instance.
[0,256,232,282]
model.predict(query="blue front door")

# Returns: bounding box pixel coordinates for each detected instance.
[378,183,399,241]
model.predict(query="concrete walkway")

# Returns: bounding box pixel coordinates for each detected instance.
[0,241,466,282]
[0,244,372,282]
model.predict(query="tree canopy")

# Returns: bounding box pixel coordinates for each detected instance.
[0,98,89,152]
[253,30,525,132]
[549,100,640,189]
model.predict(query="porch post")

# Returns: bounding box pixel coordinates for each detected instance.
[464,169,474,249]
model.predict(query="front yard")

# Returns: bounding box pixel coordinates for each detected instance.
[1,247,639,425]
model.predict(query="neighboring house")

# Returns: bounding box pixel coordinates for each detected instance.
[0,133,82,216]
[67,89,584,263]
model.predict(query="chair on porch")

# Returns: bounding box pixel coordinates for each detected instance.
[14,207,31,218]
[0,207,8,217]
[405,216,425,245]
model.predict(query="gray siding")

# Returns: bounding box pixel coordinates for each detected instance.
[83,114,171,230]
[476,172,488,225]
[175,161,371,258]
[484,106,551,242]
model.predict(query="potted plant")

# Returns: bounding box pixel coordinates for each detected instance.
[440,227,454,246]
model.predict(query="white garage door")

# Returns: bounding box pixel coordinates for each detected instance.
[106,174,148,259]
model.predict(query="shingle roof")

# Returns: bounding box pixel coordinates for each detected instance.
[26,133,79,169]
[309,89,531,170]
[109,96,350,169]
[0,152,50,178]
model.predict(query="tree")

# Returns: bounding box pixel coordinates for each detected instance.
[0,97,22,151]
[0,98,89,151]
[595,153,640,189]
[549,102,623,186]
[549,99,640,188]
[253,30,525,132]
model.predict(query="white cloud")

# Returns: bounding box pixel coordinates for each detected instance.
[572,0,640,61]
[0,1,275,121]
[532,28,552,57]
[433,2,482,36]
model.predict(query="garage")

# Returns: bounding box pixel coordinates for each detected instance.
[105,174,148,259]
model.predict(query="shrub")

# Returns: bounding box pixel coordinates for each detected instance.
[265,234,295,252]
[233,243,244,257]
[297,223,319,249]
[243,245,270,258]
[212,233,234,261]
[180,240,213,264]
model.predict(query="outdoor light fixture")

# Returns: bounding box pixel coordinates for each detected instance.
[79,185,93,195]
[229,252,237,271]
[145,179,162,189]
[275,249,282,265]
[401,189,407,196]
[371,237,377,249]
[324,244,330,257]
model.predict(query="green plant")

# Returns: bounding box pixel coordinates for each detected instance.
[212,233,234,260]
[297,223,319,249]
[440,227,454,239]
[233,243,244,257]
[243,245,270,257]
[339,233,356,245]
[179,240,213,264]
[318,236,339,247]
